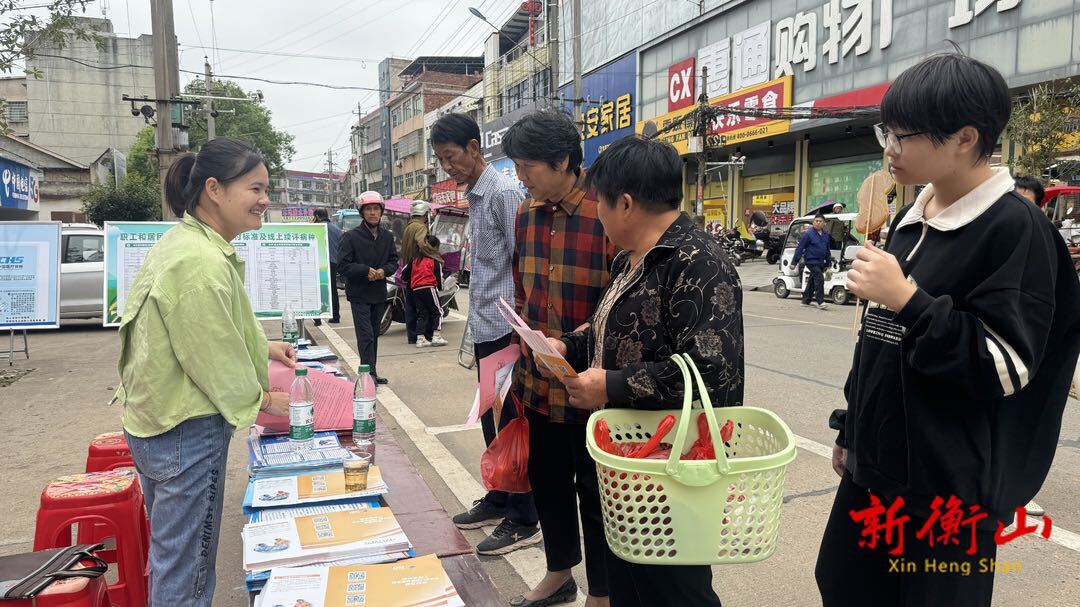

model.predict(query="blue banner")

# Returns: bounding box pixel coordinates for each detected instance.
[489,157,528,197]
[560,53,637,167]
[0,221,60,329]
[0,158,40,211]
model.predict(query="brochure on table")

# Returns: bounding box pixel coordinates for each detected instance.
[0,222,60,330]
[102,222,332,326]
[248,430,362,477]
[250,467,387,508]
[259,554,464,607]
[243,507,410,572]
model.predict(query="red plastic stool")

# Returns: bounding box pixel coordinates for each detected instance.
[3,568,111,607]
[85,432,133,473]
[34,469,148,607]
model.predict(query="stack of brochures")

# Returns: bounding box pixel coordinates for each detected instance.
[243,467,388,512]
[243,502,413,592]
[247,430,361,479]
[253,554,463,607]
[242,506,412,573]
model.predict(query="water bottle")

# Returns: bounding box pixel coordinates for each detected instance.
[282,303,298,344]
[352,364,377,457]
[289,367,314,450]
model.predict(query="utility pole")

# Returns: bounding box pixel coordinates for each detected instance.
[326,148,335,207]
[571,0,582,119]
[548,1,559,108]
[151,0,181,219]
[204,59,215,140]
[696,66,709,223]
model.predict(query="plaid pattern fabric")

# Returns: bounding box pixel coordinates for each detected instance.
[465,164,525,343]
[513,176,614,423]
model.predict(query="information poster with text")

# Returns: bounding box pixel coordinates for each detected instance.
[0,222,60,330]
[104,222,331,326]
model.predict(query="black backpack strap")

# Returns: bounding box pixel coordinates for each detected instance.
[1,544,107,599]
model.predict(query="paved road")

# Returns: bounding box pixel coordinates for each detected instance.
[0,284,1076,606]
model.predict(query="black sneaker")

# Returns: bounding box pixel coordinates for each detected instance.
[374,375,389,385]
[452,499,506,530]
[476,519,542,556]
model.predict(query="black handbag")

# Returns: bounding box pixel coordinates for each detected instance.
[0,544,107,600]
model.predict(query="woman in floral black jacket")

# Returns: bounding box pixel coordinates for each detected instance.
[540,136,743,607]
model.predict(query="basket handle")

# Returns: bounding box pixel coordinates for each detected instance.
[664,354,731,484]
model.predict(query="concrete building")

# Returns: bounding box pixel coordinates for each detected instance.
[0,77,29,137]
[0,136,92,222]
[427,81,484,207]
[15,17,157,165]
[355,110,384,198]
[387,57,482,200]
[267,169,347,222]
[378,58,413,197]
[481,4,552,122]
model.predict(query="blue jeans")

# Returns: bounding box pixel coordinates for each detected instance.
[125,415,233,607]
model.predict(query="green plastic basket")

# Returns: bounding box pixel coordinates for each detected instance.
[586,353,797,565]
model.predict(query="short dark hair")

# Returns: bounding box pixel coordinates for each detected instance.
[584,135,682,213]
[164,138,266,217]
[431,113,481,150]
[881,53,1011,159]
[1015,175,1045,205]
[501,110,583,175]
[814,212,827,221]
[312,208,329,221]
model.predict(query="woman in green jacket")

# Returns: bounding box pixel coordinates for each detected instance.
[117,138,295,606]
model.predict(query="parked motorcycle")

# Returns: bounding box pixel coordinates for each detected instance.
[379,274,460,335]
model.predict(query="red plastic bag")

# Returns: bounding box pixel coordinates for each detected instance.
[480,393,531,493]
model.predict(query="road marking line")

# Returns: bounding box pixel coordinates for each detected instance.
[317,324,1080,561]
[427,423,481,436]
[314,323,586,604]
[744,312,851,332]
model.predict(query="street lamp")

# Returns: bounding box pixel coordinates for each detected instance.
[467,6,550,71]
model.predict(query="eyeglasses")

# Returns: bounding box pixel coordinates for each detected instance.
[873,123,927,154]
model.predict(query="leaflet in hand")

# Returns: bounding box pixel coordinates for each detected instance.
[243,507,411,572]
[251,468,387,509]
[496,297,577,378]
[259,554,463,607]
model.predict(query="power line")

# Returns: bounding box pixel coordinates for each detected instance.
[222,0,365,72]
[185,0,206,55]
[209,0,221,69]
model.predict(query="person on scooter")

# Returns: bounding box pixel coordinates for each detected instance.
[789,213,832,309]
[339,191,397,385]
[400,201,434,345]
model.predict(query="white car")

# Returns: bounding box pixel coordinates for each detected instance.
[59,224,104,320]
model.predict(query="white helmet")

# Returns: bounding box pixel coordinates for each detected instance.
[357,190,384,210]
[410,200,431,217]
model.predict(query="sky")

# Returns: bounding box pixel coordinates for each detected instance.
[13,0,522,172]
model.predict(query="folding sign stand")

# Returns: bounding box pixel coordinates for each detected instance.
[0,329,29,366]
[458,325,475,370]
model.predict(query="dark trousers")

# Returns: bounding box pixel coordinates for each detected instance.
[414,286,442,340]
[815,473,996,607]
[474,334,538,527]
[403,285,418,344]
[608,558,721,607]
[525,406,609,597]
[329,263,341,321]
[351,301,385,377]
[802,263,826,305]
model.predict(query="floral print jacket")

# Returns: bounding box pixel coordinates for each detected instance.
[561,212,745,409]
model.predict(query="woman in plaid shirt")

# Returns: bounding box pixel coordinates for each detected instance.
[503,111,616,607]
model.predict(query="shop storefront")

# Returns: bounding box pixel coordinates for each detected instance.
[559,53,636,168]
[431,178,467,207]
[0,156,41,220]
[635,0,1076,226]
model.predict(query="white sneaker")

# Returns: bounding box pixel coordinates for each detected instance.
[416,337,431,348]
[800,302,811,307]
[1025,500,1045,517]
[817,303,829,310]
[430,333,448,346]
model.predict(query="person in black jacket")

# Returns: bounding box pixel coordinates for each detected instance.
[816,54,1080,607]
[338,192,398,385]
[541,136,743,607]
